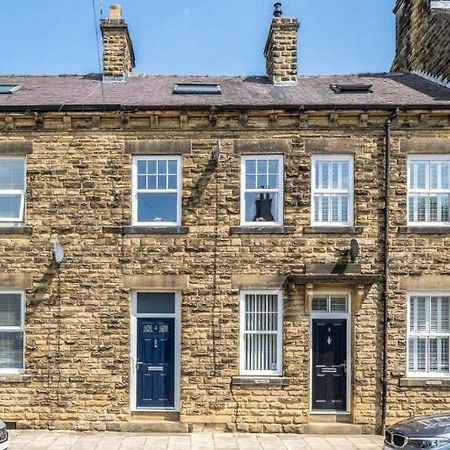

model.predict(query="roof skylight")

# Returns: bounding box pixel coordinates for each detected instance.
[330,83,373,94]
[0,84,21,94]
[173,83,222,95]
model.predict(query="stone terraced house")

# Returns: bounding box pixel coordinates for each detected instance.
[0,0,450,435]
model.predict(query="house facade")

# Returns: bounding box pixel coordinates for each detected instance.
[0,0,450,434]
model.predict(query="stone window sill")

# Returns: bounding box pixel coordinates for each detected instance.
[399,378,450,388]
[0,374,31,384]
[230,226,295,235]
[398,226,450,235]
[104,226,189,235]
[231,376,290,387]
[303,226,363,235]
[0,226,32,235]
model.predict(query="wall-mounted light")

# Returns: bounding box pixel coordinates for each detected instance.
[52,241,64,265]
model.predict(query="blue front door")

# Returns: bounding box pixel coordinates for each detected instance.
[136,318,175,409]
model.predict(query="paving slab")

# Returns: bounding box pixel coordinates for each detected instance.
[8,430,384,450]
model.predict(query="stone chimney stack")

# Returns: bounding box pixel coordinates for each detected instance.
[264,3,300,85]
[100,5,135,81]
[392,0,450,84]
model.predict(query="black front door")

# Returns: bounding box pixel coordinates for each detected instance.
[136,318,175,409]
[312,318,347,411]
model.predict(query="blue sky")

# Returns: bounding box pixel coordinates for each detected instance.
[0,0,395,76]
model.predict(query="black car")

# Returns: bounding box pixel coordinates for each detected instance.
[384,414,450,449]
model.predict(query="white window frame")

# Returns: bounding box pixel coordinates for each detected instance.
[239,289,283,376]
[132,155,182,226]
[407,155,450,226]
[240,155,284,226]
[407,291,450,378]
[0,291,25,374]
[0,156,26,223]
[311,154,354,227]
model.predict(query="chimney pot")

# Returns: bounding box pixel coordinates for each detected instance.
[109,4,123,20]
[274,3,283,17]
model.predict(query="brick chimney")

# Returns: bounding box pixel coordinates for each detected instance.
[100,5,135,81]
[392,0,450,84]
[264,3,300,86]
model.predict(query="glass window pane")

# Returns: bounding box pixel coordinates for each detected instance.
[157,160,167,174]
[442,163,450,190]
[137,193,177,223]
[321,163,329,189]
[440,195,450,222]
[430,196,438,222]
[417,196,427,222]
[146,175,157,190]
[331,196,339,222]
[0,195,21,219]
[430,162,439,190]
[442,298,450,332]
[245,193,278,223]
[0,159,24,190]
[268,159,278,174]
[168,175,177,190]
[0,294,21,327]
[167,160,177,175]
[330,296,347,312]
[417,338,427,371]
[417,162,427,189]
[137,175,146,190]
[441,338,449,371]
[408,337,416,371]
[429,338,438,371]
[257,159,267,175]
[312,296,328,311]
[0,332,23,369]
[147,160,157,175]
[332,162,339,189]
[246,160,256,174]
[246,174,256,190]
[314,196,320,222]
[157,175,167,190]
[137,160,146,175]
[137,292,175,314]
[417,297,427,332]
[267,175,278,189]
[321,196,330,222]
[341,162,349,190]
[256,174,267,189]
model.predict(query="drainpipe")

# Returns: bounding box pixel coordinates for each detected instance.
[381,107,399,434]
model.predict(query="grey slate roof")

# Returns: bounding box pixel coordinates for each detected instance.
[1,73,450,110]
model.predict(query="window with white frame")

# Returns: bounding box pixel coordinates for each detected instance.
[311,155,353,226]
[0,157,26,222]
[240,290,283,375]
[0,292,24,372]
[132,156,181,225]
[241,155,283,226]
[408,156,450,225]
[408,294,450,376]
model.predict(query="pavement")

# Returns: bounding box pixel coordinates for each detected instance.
[8,430,384,450]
